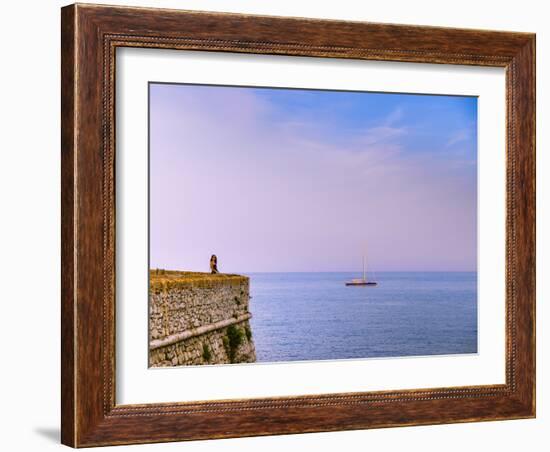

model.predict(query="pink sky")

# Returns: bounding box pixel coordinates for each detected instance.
[149,83,477,273]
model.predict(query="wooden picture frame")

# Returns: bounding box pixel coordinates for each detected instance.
[61,3,535,447]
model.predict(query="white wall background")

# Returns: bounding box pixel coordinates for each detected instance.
[0,1,546,451]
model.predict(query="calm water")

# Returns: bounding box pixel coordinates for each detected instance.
[246,272,477,363]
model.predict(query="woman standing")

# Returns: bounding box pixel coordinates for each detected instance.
[210,254,219,274]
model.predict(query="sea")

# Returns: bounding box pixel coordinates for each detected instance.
[246,272,477,363]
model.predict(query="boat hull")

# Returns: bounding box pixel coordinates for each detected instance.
[345,282,377,286]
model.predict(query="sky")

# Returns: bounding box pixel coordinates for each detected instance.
[149,83,477,273]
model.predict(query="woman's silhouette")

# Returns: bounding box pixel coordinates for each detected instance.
[210,254,219,274]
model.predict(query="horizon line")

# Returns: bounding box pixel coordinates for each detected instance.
[239,270,477,273]
[150,268,477,274]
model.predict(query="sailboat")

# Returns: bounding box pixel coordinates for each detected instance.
[345,255,377,286]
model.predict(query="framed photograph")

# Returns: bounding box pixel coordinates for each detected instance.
[61,3,535,447]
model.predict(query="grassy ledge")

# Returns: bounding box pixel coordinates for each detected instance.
[149,269,248,293]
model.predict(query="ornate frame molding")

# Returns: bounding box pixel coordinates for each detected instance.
[61,4,535,447]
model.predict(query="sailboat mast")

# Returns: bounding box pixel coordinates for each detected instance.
[345,247,377,286]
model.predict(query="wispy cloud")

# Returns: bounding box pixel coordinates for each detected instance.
[383,106,404,126]
[445,128,472,148]
[358,125,407,147]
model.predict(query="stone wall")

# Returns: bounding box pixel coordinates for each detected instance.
[149,270,256,367]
